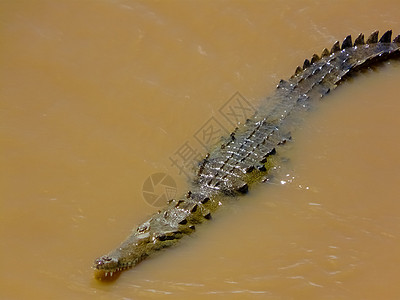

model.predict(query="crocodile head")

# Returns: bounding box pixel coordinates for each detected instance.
[93,235,149,279]
[93,255,123,279]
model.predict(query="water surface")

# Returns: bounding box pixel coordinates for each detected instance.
[1,1,400,299]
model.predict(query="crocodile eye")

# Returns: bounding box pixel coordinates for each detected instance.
[95,255,110,266]
[95,255,119,269]
[137,221,150,233]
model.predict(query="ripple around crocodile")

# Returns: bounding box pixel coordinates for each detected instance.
[93,30,400,280]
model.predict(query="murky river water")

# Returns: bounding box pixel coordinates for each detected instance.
[1,1,400,299]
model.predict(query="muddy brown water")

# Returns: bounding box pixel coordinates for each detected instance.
[1,1,400,299]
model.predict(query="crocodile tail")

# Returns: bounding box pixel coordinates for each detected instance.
[284,30,400,102]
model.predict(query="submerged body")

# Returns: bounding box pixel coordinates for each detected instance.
[93,30,400,279]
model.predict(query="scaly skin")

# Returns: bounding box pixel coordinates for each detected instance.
[93,30,400,280]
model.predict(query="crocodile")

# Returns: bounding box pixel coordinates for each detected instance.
[93,30,400,280]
